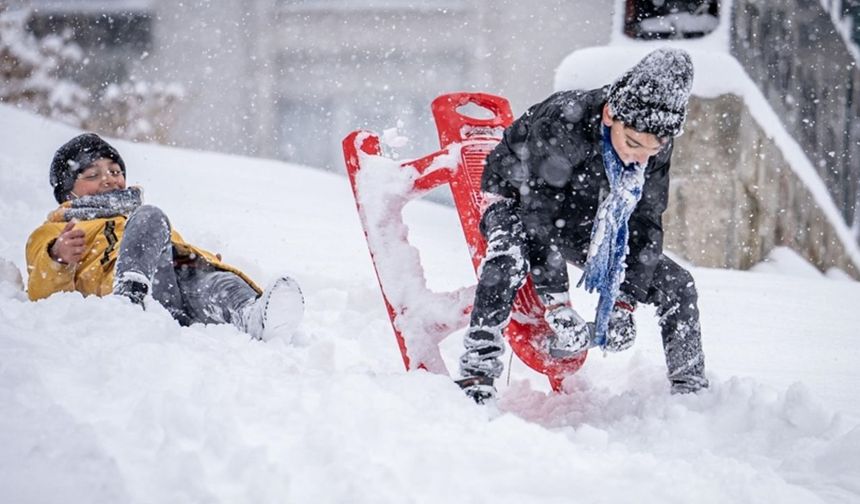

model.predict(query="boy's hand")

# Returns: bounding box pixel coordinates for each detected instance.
[604,296,637,352]
[50,221,86,265]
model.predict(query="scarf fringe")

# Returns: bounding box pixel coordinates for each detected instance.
[578,127,645,346]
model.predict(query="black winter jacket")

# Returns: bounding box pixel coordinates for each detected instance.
[481,87,673,302]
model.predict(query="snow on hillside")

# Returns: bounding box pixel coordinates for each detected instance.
[1,105,860,503]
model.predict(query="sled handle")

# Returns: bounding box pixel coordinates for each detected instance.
[431,93,513,148]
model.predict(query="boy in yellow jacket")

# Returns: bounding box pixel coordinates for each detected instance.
[26,133,304,340]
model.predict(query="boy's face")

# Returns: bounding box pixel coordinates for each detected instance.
[71,158,126,198]
[602,104,666,167]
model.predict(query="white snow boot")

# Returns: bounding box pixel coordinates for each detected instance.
[242,276,304,341]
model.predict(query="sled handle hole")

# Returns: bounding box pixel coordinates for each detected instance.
[455,102,497,121]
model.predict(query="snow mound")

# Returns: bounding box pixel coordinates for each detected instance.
[751,247,827,278]
[0,257,25,301]
[3,293,860,503]
[2,104,860,503]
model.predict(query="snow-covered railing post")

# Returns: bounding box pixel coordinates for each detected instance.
[343,93,588,391]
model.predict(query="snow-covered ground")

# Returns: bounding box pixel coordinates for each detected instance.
[1,105,860,503]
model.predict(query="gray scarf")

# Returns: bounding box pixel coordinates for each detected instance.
[63,187,143,221]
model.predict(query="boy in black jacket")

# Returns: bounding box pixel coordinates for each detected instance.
[458,48,708,402]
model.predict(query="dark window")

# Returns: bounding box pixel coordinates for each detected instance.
[27,11,153,52]
[26,10,153,88]
[625,0,720,39]
[840,0,860,47]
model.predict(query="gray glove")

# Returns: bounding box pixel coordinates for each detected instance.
[541,291,591,358]
[604,293,637,352]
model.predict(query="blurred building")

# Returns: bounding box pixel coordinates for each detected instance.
[618,0,860,272]
[731,0,860,241]
[9,0,612,171]
[9,0,859,269]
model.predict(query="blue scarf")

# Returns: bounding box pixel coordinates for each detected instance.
[578,126,645,347]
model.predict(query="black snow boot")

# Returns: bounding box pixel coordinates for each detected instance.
[113,272,149,307]
[455,375,496,404]
[670,376,709,395]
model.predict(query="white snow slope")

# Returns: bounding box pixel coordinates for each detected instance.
[1,105,860,503]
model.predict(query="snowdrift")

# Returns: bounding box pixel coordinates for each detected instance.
[1,105,860,503]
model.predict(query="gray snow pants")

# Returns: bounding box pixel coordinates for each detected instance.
[460,200,708,390]
[114,205,258,328]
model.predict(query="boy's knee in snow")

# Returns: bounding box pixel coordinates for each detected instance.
[132,204,166,220]
[673,267,697,302]
[480,199,521,236]
[129,204,171,230]
[480,255,526,287]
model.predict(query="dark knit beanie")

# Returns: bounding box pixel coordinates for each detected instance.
[49,133,126,203]
[606,48,694,138]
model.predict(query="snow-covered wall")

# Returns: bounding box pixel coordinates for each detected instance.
[732,0,860,234]
[553,0,860,278]
[669,93,860,276]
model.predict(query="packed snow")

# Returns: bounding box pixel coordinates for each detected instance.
[1,104,860,503]
[350,137,473,374]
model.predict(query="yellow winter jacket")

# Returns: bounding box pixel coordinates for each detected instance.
[26,203,261,301]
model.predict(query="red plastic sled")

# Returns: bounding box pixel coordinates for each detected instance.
[342,92,587,391]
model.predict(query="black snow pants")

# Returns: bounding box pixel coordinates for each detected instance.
[114,205,259,327]
[460,200,708,390]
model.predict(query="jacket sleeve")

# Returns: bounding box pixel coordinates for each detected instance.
[483,91,593,200]
[481,106,537,200]
[622,141,672,302]
[25,223,76,301]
